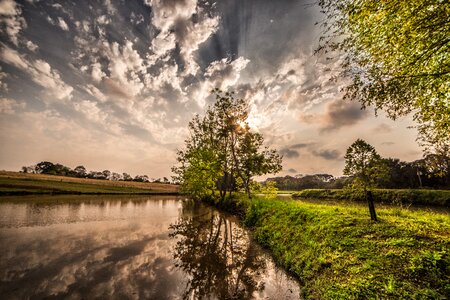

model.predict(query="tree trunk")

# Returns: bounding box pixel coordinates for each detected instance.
[366,190,377,221]
[245,184,251,200]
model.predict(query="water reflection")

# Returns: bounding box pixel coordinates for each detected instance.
[0,196,300,299]
[170,200,300,299]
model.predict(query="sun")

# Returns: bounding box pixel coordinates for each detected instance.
[246,113,262,131]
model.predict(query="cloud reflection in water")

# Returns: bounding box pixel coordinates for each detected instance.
[0,196,300,299]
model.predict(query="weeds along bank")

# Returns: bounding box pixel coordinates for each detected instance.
[203,195,450,299]
[292,189,450,207]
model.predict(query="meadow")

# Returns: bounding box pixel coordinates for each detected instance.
[0,171,179,195]
[209,195,450,299]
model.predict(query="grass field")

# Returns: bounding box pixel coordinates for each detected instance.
[0,171,179,195]
[209,195,450,299]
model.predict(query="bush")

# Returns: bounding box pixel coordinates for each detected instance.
[292,189,450,207]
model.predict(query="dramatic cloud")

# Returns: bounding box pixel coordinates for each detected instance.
[0,0,421,177]
[311,149,341,160]
[279,148,300,159]
[57,17,69,31]
[0,0,26,45]
[300,99,369,133]
[0,46,73,100]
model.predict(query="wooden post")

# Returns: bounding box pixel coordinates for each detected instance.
[366,190,377,221]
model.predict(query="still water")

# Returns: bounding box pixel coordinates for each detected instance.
[0,196,301,299]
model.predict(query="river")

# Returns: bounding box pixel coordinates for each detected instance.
[0,195,301,299]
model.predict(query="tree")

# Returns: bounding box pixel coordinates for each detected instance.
[343,139,388,221]
[173,89,282,200]
[133,175,149,182]
[234,129,282,198]
[122,173,132,181]
[110,172,122,181]
[317,0,450,149]
[102,170,111,180]
[35,161,55,174]
[74,165,87,178]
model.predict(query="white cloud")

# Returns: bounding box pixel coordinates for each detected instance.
[151,31,176,57]
[74,100,107,123]
[178,16,219,75]
[0,67,7,91]
[0,0,26,45]
[91,62,106,83]
[0,97,23,114]
[31,60,73,100]
[26,40,38,51]
[58,17,69,31]
[0,0,16,15]
[96,15,110,25]
[187,57,250,107]
[0,46,73,101]
[146,0,197,32]
[147,0,219,76]
[83,84,107,103]
[0,45,29,69]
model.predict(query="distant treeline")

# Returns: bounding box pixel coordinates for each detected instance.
[265,156,450,190]
[21,161,171,184]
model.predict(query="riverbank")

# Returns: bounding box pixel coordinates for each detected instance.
[206,195,450,299]
[292,189,450,207]
[0,171,179,195]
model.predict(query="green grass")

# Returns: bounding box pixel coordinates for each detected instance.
[0,177,178,195]
[292,189,450,207]
[208,195,450,299]
[276,190,298,194]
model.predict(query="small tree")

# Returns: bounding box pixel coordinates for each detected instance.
[343,139,388,221]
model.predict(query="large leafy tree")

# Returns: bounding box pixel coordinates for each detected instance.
[317,0,450,149]
[173,89,282,200]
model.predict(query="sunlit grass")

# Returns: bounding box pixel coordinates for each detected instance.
[0,172,179,195]
[214,195,450,299]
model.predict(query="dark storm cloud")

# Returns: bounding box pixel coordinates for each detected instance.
[279,148,300,159]
[301,99,369,133]
[291,143,312,149]
[311,149,341,160]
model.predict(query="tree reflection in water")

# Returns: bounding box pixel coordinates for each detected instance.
[169,200,267,299]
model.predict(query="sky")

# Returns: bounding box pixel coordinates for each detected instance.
[0,0,422,179]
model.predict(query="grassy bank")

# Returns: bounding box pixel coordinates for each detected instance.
[292,189,450,207]
[0,171,179,195]
[207,195,450,299]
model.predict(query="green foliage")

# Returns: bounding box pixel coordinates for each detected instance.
[229,195,450,299]
[261,181,278,200]
[173,89,282,200]
[317,0,450,149]
[292,188,450,207]
[343,139,388,190]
